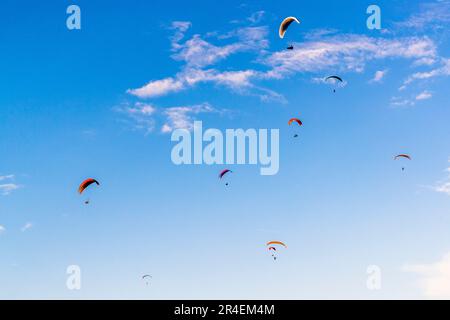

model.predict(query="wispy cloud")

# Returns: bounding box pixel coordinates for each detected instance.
[128,22,270,99]
[247,11,265,24]
[0,175,20,196]
[169,21,192,51]
[117,102,225,134]
[403,251,450,299]
[303,28,339,40]
[21,222,33,233]
[0,225,5,235]
[162,102,220,132]
[130,22,438,103]
[390,96,415,108]
[0,174,14,181]
[432,159,450,196]
[402,58,450,88]
[263,35,436,79]
[370,69,388,83]
[415,90,433,101]
[115,102,157,134]
[395,0,450,31]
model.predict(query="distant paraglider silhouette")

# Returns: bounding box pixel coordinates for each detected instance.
[266,241,287,261]
[288,118,303,138]
[325,75,343,93]
[219,169,232,186]
[78,178,100,204]
[142,274,152,286]
[394,154,411,171]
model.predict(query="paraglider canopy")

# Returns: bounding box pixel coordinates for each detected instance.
[219,169,232,179]
[142,274,152,285]
[288,118,303,126]
[394,154,411,160]
[325,75,343,83]
[78,178,99,194]
[266,241,287,248]
[279,17,300,39]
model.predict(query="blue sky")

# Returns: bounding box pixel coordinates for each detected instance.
[1,0,450,299]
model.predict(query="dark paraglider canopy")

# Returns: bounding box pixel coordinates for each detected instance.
[325,75,343,82]
[142,274,152,285]
[219,169,232,179]
[394,154,412,160]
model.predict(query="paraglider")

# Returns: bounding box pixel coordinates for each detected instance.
[142,274,152,286]
[288,118,302,138]
[279,16,300,51]
[266,241,287,261]
[394,154,411,171]
[268,246,277,259]
[279,17,300,39]
[78,178,99,204]
[325,75,343,93]
[219,169,232,186]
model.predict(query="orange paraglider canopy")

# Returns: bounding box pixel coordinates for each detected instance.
[288,118,302,126]
[266,241,287,248]
[78,178,99,194]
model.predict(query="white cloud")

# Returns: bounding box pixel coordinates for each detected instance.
[263,35,436,79]
[0,184,19,195]
[247,11,265,24]
[117,102,224,134]
[171,26,268,68]
[170,21,192,51]
[390,96,415,108]
[395,0,450,31]
[116,102,157,134]
[403,251,450,299]
[0,225,5,234]
[21,222,33,232]
[371,69,388,83]
[162,102,218,132]
[415,90,433,100]
[128,23,273,101]
[435,182,450,195]
[127,78,185,99]
[402,58,450,88]
[0,174,20,195]
[0,174,14,181]
[433,160,450,196]
[131,25,438,103]
[303,28,339,40]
